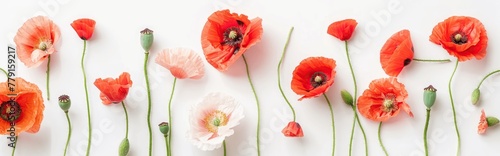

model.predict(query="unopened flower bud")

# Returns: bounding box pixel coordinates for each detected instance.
[118,138,129,156]
[58,95,71,112]
[140,28,154,52]
[487,117,499,127]
[340,90,353,106]
[423,85,437,109]
[471,88,480,105]
[158,122,169,136]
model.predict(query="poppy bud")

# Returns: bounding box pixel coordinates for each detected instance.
[471,88,480,105]
[140,28,154,52]
[281,121,304,137]
[423,85,436,109]
[58,95,71,113]
[340,90,353,106]
[158,122,169,136]
[487,117,499,127]
[118,138,129,156]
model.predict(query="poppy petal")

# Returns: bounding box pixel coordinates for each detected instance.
[291,57,336,100]
[380,30,414,77]
[327,19,358,41]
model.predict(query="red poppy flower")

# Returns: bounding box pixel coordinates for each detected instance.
[380,29,414,77]
[0,78,44,136]
[327,19,357,41]
[201,9,263,71]
[291,57,336,100]
[14,16,60,68]
[357,77,413,122]
[71,18,96,40]
[282,121,304,137]
[478,109,488,134]
[429,16,488,62]
[94,72,133,105]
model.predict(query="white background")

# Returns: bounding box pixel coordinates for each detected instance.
[1,0,500,155]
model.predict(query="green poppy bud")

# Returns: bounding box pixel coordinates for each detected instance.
[423,85,437,109]
[158,122,169,136]
[487,117,499,127]
[471,88,480,105]
[340,90,353,106]
[140,28,154,52]
[118,138,129,156]
[58,95,71,113]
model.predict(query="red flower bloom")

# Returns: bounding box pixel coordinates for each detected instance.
[94,72,133,105]
[327,19,357,41]
[429,16,488,62]
[282,121,304,137]
[357,77,413,122]
[71,18,96,40]
[201,9,263,71]
[291,57,336,100]
[380,30,414,77]
[478,109,488,134]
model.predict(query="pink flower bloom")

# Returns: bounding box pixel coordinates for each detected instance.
[155,48,205,79]
[14,16,60,68]
[478,109,488,134]
[187,92,244,151]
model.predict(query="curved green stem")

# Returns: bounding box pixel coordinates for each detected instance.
[80,40,92,156]
[223,140,227,156]
[448,60,461,156]
[242,54,261,156]
[378,122,388,156]
[11,136,17,156]
[277,27,296,121]
[413,58,451,63]
[167,78,177,156]
[46,55,51,100]
[477,69,500,89]
[164,135,170,156]
[424,108,431,156]
[354,108,368,155]
[144,51,153,156]
[121,102,129,139]
[0,68,7,79]
[348,113,356,156]
[63,112,72,156]
[323,94,335,156]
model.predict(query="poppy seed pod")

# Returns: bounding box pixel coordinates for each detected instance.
[340,90,353,106]
[118,138,129,156]
[471,88,480,105]
[158,122,170,136]
[487,117,499,127]
[58,95,71,112]
[140,28,154,52]
[423,85,437,109]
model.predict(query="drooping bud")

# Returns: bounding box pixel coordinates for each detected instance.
[140,28,154,52]
[118,138,129,156]
[471,88,480,105]
[486,117,500,127]
[423,85,437,109]
[340,90,353,106]
[158,122,170,136]
[58,95,71,113]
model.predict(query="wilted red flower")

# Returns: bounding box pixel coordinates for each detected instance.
[282,121,304,137]
[478,109,488,134]
[429,16,488,62]
[0,78,44,136]
[380,29,414,77]
[327,19,358,41]
[71,18,96,40]
[201,9,263,71]
[94,72,133,105]
[291,57,336,100]
[357,77,413,122]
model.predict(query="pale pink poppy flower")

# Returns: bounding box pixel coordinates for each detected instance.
[155,48,205,79]
[187,92,244,151]
[14,16,60,68]
[478,109,488,134]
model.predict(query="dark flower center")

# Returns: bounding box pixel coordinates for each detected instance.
[0,100,22,122]
[310,72,328,88]
[451,32,468,45]
[403,58,411,66]
[222,27,243,53]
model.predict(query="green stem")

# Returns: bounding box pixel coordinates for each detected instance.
[378,122,388,156]
[144,51,153,156]
[80,40,92,156]
[323,94,335,156]
[477,69,500,89]
[63,112,72,156]
[167,78,177,156]
[354,108,368,155]
[164,135,170,156]
[46,55,51,100]
[122,102,129,139]
[242,55,261,156]
[11,136,17,156]
[277,27,295,121]
[424,108,431,156]
[348,113,356,156]
[0,68,7,79]
[448,60,461,156]
[223,140,227,156]
[413,58,451,63]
